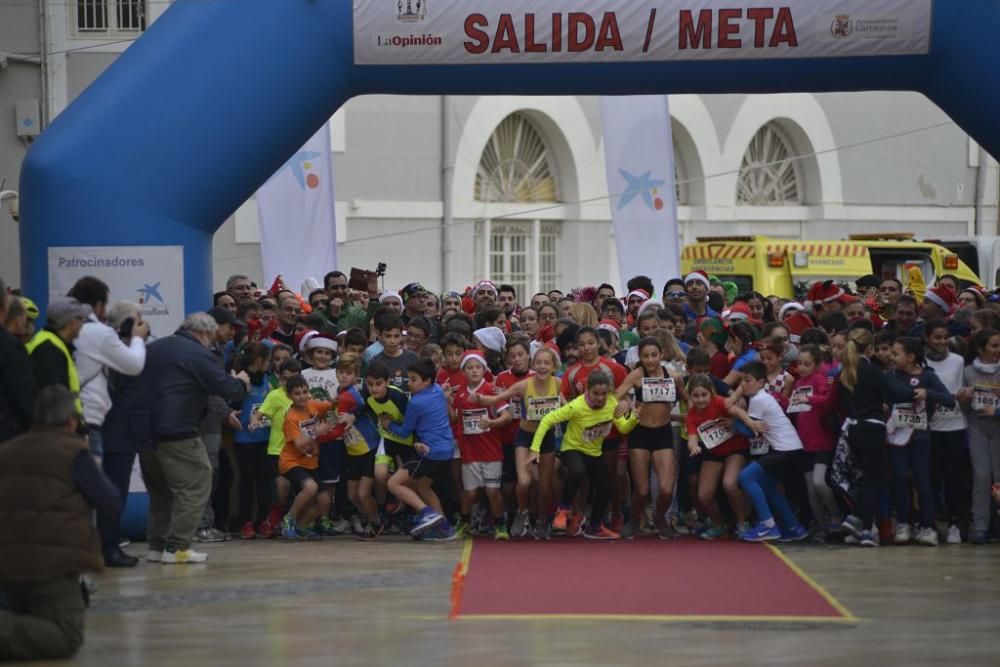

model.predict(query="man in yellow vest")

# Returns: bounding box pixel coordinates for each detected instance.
[26,297,91,414]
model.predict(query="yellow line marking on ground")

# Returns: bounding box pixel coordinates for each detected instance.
[457,537,473,577]
[764,543,859,622]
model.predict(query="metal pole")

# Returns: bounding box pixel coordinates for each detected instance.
[441,95,454,293]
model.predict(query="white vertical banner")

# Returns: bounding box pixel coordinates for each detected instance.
[600,96,680,294]
[256,123,338,293]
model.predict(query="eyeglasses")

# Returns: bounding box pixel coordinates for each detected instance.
[666,291,686,298]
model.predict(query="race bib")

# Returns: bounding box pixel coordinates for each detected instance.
[343,426,366,449]
[893,402,928,430]
[509,395,523,420]
[787,386,813,414]
[525,396,559,422]
[299,417,318,440]
[642,377,676,403]
[251,403,271,426]
[934,403,959,419]
[582,422,612,443]
[462,408,489,435]
[749,435,770,456]
[697,418,735,450]
[972,385,1000,412]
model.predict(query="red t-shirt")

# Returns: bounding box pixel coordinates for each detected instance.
[709,351,732,381]
[561,358,628,400]
[494,368,533,442]
[451,380,506,463]
[685,395,748,458]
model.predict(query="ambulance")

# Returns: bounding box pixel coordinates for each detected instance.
[679,234,982,299]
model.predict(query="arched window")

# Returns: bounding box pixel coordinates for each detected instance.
[475,113,561,295]
[737,123,803,205]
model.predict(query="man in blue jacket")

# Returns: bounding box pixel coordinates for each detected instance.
[138,313,248,564]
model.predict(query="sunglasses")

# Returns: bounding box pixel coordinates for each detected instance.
[666,291,686,298]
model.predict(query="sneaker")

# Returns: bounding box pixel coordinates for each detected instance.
[778,524,809,543]
[916,526,939,546]
[257,519,273,539]
[859,530,879,547]
[119,539,131,548]
[146,550,164,563]
[331,517,351,534]
[699,525,727,541]
[412,507,445,535]
[239,521,256,540]
[741,522,781,542]
[734,521,752,540]
[297,526,323,541]
[568,512,585,537]
[281,514,298,540]
[423,522,459,542]
[454,520,471,539]
[657,521,675,541]
[356,523,378,541]
[162,548,209,564]
[610,514,625,534]
[619,521,637,540]
[193,528,227,543]
[946,524,962,545]
[533,520,552,541]
[511,510,530,538]
[583,524,620,540]
[970,530,989,545]
[844,534,860,545]
[266,505,284,529]
[350,515,365,535]
[894,523,912,545]
[494,524,510,541]
[552,507,570,532]
[840,515,863,539]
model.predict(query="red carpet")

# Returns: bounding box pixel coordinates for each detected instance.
[451,538,853,622]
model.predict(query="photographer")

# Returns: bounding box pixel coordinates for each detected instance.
[323,267,382,335]
[69,279,150,460]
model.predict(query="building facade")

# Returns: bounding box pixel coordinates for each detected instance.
[2,2,998,298]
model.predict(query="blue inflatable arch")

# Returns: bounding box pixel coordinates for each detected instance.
[19,1,1000,310]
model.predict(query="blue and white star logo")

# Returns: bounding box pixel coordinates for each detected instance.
[269,150,323,190]
[137,282,163,304]
[616,168,667,211]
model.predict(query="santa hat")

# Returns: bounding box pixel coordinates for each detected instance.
[806,280,844,308]
[597,318,622,332]
[837,294,860,306]
[379,290,402,305]
[626,288,651,303]
[473,326,507,353]
[778,302,806,320]
[784,312,815,343]
[460,350,488,370]
[684,271,711,289]
[723,302,752,322]
[296,330,320,355]
[925,286,957,312]
[304,333,338,353]
[637,298,664,319]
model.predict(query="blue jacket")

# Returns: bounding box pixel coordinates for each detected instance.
[101,371,153,454]
[143,330,247,442]
[387,383,454,461]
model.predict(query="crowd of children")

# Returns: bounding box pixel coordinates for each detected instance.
[208,271,1000,546]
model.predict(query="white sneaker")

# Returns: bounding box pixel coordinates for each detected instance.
[894,523,912,544]
[916,526,939,547]
[161,549,209,564]
[332,517,351,534]
[146,550,164,563]
[946,524,962,545]
[349,515,365,535]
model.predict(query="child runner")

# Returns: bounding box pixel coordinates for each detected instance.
[757,336,795,402]
[330,353,382,540]
[384,358,459,541]
[684,374,750,539]
[493,339,533,528]
[885,337,954,546]
[787,344,842,538]
[233,343,273,539]
[372,314,419,394]
[957,328,1000,544]
[615,337,687,539]
[532,371,638,540]
[364,362,412,528]
[474,346,563,538]
[450,351,513,539]
[301,334,339,401]
[279,375,335,540]
[923,319,971,544]
[254,358,302,536]
[730,361,809,543]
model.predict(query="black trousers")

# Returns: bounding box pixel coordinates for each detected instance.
[930,429,972,525]
[97,451,136,555]
[847,422,886,529]
[560,450,610,527]
[234,442,272,525]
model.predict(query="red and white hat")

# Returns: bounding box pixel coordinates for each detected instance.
[806,280,844,308]
[723,302,752,322]
[626,288,651,303]
[684,270,711,289]
[304,333,338,353]
[925,286,957,313]
[778,302,806,320]
[637,298,664,319]
[460,350,488,370]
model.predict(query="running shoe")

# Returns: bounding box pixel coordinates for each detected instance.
[281,514,298,540]
[894,523,912,545]
[454,520,471,539]
[533,520,552,541]
[568,512,585,537]
[193,528,227,543]
[318,516,340,537]
[350,515,365,535]
[778,524,809,543]
[946,524,962,545]
[331,517,351,534]
[840,515,863,539]
[552,507,570,532]
[583,524,620,540]
[657,521,676,541]
[161,548,209,564]
[297,526,323,541]
[511,510,530,538]
[619,521,637,540]
[256,519,273,539]
[734,521,752,540]
[239,521,256,540]
[699,525,727,541]
[356,523,378,541]
[423,522,459,542]
[740,522,781,542]
[494,524,510,541]
[916,526,939,547]
[859,530,878,547]
[610,514,625,534]
[412,507,445,535]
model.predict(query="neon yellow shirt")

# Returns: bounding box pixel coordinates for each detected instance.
[532,395,637,457]
[258,387,293,456]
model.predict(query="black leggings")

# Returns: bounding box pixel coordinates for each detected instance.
[235,442,272,524]
[560,450,610,527]
[847,422,886,529]
[930,429,972,525]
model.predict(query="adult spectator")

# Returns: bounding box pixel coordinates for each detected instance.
[626,275,655,299]
[225,274,254,303]
[595,283,616,308]
[98,302,154,568]
[878,277,904,312]
[0,278,36,442]
[472,280,498,309]
[682,271,718,320]
[323,270,378,333]
[26,297,91,411]
[213,291,237,313]
[270,294,301,347]
[140,313,248,563]
[663,278,686,308]
[195,306,243,543]
[497,284,519,321]
[69,277,149,461]
[400,282,428,323]
[887,295,924,337]
[0,386,119,661]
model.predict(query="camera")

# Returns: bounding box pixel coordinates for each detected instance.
[119,317,135,339]
[376,262,387,278]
